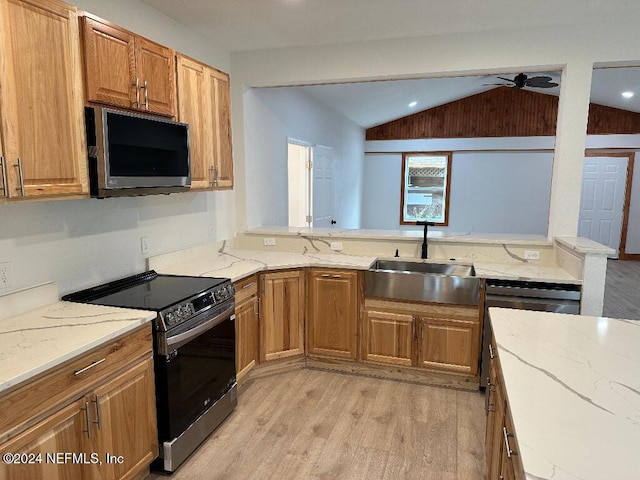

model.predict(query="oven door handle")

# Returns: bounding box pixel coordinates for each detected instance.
[165,305,235,351]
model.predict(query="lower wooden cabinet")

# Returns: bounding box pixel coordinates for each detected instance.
[363,299,481,376]
[307,269,359,360]
[84,357,157,480]
[485,336,525,480]
[259,270,305,362]
[362,309,413,366]
[0,402,85,480]
[0,325,157,480]
[234,275,259,381]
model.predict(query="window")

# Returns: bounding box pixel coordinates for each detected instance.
[400,152,452,225]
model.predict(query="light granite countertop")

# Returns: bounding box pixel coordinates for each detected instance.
[489,308,640,480]
[150,244,580,285]
[0,301,156,394]
[152,246,378,282]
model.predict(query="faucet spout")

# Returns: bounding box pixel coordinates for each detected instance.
[416,221,435,259]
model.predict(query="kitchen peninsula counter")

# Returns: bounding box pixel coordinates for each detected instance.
[489,308,640,479]
[0,300,156,394]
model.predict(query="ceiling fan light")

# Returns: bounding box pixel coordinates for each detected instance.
[622,91,635,99]
[408,101,417,107]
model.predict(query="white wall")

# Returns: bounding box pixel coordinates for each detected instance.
[0,0,233,296]
[243,87,365,229]
[362,151,553,233]
[230,17,640,238]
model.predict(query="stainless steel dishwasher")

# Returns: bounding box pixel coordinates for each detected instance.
[480,279,581,389]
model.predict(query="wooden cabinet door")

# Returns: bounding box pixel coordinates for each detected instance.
[362,309,414,366]
[81,16,136,110]
[176,55,214,189]
[235,295,259,382]
[208,68,233,188]
[307,269,358,360]
[136,37,176,116]
[0,0,88,199]
[84,357,158,480]
[0,401,85,480]
[260,270,305,362]
[418,316,479,374]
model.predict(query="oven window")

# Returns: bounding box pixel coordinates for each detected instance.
[156,316,236,440]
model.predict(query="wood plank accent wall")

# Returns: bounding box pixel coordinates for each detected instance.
[366,87,640,140]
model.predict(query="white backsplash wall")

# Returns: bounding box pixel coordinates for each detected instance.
[243,87,365,229]
[0,191,235,296]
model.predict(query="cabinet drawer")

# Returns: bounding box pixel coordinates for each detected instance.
[0,324,152,443]
[234,275,258,305]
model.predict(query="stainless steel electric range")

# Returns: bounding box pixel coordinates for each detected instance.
[63,270,237,473]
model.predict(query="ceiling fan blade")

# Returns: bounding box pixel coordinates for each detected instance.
[525,77,559,88]
[496,76,516,83]
[482,83,511,86]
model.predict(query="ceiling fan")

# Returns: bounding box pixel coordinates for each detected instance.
[484,73,559,89]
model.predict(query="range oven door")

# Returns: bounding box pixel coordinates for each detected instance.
[155,303,236,442]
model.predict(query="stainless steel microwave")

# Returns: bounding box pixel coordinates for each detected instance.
[85,107,191,198]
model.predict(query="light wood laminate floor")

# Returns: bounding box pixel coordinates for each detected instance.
[146,369,486,480]
[604,259,640,319]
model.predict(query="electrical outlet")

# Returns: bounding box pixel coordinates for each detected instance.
[141,237,150,255]
[208,226,216,240]
[524,250,540,260]
[330,242,343,251]
[263,238,276,246]
[0,262,11,288]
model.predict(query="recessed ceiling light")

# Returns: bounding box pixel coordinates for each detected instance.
[622,91,634,99]
[408,101,417,107]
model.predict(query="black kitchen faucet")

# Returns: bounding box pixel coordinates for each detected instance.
[416,221,435,259]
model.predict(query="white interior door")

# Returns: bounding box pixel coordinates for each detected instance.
[312,145,335,228]
[578,156,628,258]
[287,141,312,227]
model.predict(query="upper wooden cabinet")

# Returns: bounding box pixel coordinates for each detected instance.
[307,269,359,360]
[176,54,233,189]
[0,0,88,201]
[81,14,176,117]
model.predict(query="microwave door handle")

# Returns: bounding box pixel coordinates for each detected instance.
[165,305,235,351]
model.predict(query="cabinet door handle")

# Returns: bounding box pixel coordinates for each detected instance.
[82,401,91,438]
[503,426,515,458]
[93,394,102,430]
[421,319,425,340]
[0,156,7,197]
[134,77,140,108]
[209,165,215,186]
[74,358,106,375]
[213,166,218,187]
[143,80,149,109]
[15,158,25,196]
[489,343,495,359]
[411,318,416,339]
[485,380,493,411]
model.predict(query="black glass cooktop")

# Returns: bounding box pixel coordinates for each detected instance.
[62,271,228,311]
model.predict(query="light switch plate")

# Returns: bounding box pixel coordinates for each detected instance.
[141,237,150,255]
[0,262,11,288]
[330,242,343,251]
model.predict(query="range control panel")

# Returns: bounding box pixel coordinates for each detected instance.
[158,282,235,331]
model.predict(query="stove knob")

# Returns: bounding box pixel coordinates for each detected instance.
[183,303,192,317]
[175,306,184,318]
[166,311,176,325]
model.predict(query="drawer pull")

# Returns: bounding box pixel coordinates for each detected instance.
[15,158,25,196]
[82,401,91,438]
[489,343,495,359]
[93,394,102,429]
[0,156,7,197]
[242,282,256,289]
[503,426,516,458]
[74,358,106,375]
